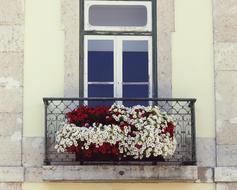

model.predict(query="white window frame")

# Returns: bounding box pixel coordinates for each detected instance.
[84,1,152,32]
[84,35,153,98]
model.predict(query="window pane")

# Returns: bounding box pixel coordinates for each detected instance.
[88,84,114,107]
[123,84,149,107]
[88,40,114,82]
[123,84,148,98]
[88,84,113,97]
[123,41,148,82]
[89,5,147,27]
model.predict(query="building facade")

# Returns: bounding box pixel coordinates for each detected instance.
[0,0,236,189]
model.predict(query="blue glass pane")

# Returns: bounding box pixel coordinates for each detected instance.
[123,52,148,82]
[123,41,148,82]
[88,40,113,82]
[88,52,113,82]
[88,84,113,97]
[123,85,149,106]
[88,84,114,107]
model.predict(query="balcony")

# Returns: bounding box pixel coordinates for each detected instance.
[43,97,196,166]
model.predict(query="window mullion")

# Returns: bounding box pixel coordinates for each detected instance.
[148,37,153,98]
[116,37,123,98]
[84,36,88,97]
[113,37,117,98]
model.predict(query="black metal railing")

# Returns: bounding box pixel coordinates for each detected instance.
[43,97,196,165]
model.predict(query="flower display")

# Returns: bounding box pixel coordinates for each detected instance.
[55,103,177,160]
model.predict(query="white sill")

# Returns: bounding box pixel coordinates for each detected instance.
[42,165,198,182]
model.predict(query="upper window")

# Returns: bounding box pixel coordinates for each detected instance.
[89,5,147,26]
[85,1,152,31]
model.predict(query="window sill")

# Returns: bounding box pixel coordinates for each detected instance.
[42,165,198,182]
[215,167,237,182]
[0,167,24,182]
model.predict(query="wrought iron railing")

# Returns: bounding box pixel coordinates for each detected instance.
[43,97,196,165]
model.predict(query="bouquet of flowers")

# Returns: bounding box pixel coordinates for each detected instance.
[55,103,177,160]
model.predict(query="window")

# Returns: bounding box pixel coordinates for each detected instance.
[85,1,152,31]
[89,5,147,27]
[81,0,156,99]
[84,36,152,98]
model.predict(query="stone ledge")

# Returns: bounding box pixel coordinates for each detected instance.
[42,165,198,182]
[215,167,237,182]
[197,167,214,183]
[0,167,24,182]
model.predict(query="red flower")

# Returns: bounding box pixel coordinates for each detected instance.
[135,144,142,149]
[164,122,175,137]
[66,105,114,127]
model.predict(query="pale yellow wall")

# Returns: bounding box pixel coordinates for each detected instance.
[172,0,215,138]
[23,183,215,190]
[24,0,64,136]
